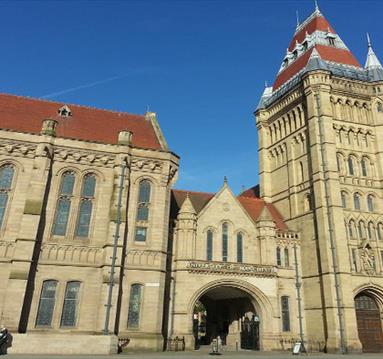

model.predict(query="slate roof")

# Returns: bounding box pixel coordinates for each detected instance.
[0,93,164,150]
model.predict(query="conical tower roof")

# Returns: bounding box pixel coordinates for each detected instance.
[273,5,361,91]
[365,34,383,81]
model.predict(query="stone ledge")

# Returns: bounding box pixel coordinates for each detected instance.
[8,333,118,354]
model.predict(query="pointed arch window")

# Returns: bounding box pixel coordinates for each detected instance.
[52,171,75,236]
[60,281,81,327]
[284,248,289,267]
[128,284,143,328]
[281,296,290,332]
[0,164,15,229]
[348,157,354,176]
[336,155,341,172]
[341,191,347,209]
[276,247,281,266]
[353,193,360,210]
[75,174,96,237]
[361,158,368,177]
[207,230,213,261]
[237,232,243,263]
[222,222,228,262]
[367,195,374,212]
[36,280,58,326]
[135,180,151,242]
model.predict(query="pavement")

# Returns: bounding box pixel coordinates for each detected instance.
[4,350,383,359]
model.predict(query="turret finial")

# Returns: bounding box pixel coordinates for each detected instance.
[296,10,300,29]
[367,33,372,48]
[264,80,268,88]
[314,0,319,12]
[223,176,228,186]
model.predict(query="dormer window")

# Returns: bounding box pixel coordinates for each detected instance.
[292,50,298,60]
[326,33,336,46]
[282,59,288,68]
[302,41,308,51]
[58,105,72,117]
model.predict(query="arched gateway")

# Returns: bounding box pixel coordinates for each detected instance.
[193,286,260,350]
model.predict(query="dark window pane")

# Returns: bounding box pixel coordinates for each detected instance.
[137,204,149,221]
[237,233,243,263]
[222,223,228,262]
[75,200,92,237]
[0,165,14,190]
[52,198,71,236]
[207,230,213,261]
[0,193,8,228]
[276,247,281,266]
[82,175,96,197]
[281,296,290,331]
[284,248,289,267]
[135,227,147,242]
[128,284,143,328]
[60,282,80,327]
[36,280,57,326]
[138,181,151,203]
[60,172,75,195]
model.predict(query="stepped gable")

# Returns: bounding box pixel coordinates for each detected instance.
[0,93,163,150]
[237,191,287,230]
[273,7,361,91]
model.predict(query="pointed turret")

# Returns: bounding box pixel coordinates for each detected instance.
[178,193,196,216]
[365,33,383,81]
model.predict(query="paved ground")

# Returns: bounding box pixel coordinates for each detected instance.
[5,351,383,359]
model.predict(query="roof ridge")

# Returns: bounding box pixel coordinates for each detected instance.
[173,188,216,196]
[0,92,145,119]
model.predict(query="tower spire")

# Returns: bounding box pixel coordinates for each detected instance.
[365,33,383,81]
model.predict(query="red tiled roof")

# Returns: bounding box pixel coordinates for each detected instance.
[0,93,163,150]
[289,16,335,51]
[238,185,260,198]
[171,188,288,230]
[237,196,287,230]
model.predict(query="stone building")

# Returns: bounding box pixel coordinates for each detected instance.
[0,3,383,355]
[256,4,383,353]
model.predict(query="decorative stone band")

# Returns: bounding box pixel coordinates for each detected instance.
[186,260,277,277]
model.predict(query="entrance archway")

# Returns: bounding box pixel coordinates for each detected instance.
[192,286,259,351]
[355,293,383,352]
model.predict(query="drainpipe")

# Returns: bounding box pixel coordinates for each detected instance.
[103,160,126,334]
[293,244,304,345]
[314,93,346,354]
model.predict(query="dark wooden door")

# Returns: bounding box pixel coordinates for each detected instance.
[240,315,259,350]
[355,295,383,352]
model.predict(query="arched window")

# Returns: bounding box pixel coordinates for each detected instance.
[349,220,356,239]
[52,171,75,236]
[60,281,81,327]
[237,232,243,263]
[304,193,312,211]
[135,180,151,242]
[207,230,213,261]
[284,248,289,267]
[377,223,383,241]
[358,221,366,239]
[368,222,375,240]
[222,223,228,262]
[341,191,347,208]
[75,174,96,237]
[299,162,304,183]
[0,164,15,229]
[128,284,143,328]
[367,195,374,212]
[276,247,281,266]
[361,158,368,177]
[353,193,360,210]
[348,157,354,175]
[36,280,58,326]
[281,296,290,332]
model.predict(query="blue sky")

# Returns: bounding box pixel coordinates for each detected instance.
[1,0,381,194]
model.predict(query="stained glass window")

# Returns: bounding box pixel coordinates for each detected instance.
[60,281,80,327]
[0,164,14,228]
[52,172,75,236]
[222,223,228,262]
[207,230,213,261]
[75,174,96,238]
[355,295,378,310]
[36,280,57,326]
[281,296,290,331]
[135,180,151,242]
[138,180,151,203]
[128,284,143,328]
[237,232,243,263]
